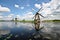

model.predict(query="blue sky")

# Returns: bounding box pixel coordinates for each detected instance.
[0,0,60,20]
[0,0,51,15]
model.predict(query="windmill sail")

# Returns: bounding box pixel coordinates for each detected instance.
[39,14,44,17]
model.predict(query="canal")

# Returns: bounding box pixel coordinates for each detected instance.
[0,22,60,40]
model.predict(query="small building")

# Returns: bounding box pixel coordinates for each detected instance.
[15,18,17,21]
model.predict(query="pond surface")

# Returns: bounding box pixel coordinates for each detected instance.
[0,22,60,40]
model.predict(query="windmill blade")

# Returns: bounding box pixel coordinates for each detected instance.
[38,7,43,13]
[32,16,35,19]
[40,6,43,11]
[39,14,45,18]
[32,14,36,19]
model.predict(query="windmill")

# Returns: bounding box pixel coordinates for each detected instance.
[34,7,44,24]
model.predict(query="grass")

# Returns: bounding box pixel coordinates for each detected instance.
[0,20,60,22]
[13,20,34,23]
[42,20,60,22]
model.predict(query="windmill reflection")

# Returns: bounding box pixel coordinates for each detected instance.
[34,22,44,31]
[34,23,40,31]
[15,22,17,25]
[33,23,52,40]
[33,23,43,40]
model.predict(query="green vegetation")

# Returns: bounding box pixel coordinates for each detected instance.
[42,20,60,22]
[42,20,53,22]
[0,20,6,22]
[0,19,60,22]
[20,20,34,23]
[13,19,34,23]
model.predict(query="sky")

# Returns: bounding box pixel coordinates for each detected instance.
[0,0,60,20]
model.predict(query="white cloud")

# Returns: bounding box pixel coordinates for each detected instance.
[15,4,19,8]
[16,15,20,18]
[38,0,60,20]
[20,7,24,9]
[7,14,14,18]
[1,14,14,20]
[22,12,34,20]
[0,5,10,12]
[0,16,3,19]
[35,4,41,9]
[15,12,34,20]
[0,12,34,20]
[15,4,25,10]
[15,4,24,9]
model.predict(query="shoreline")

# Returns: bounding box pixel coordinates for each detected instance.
[0,20,60,23]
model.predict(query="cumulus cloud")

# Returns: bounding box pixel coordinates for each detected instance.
[7,14,14,18]
[0,12,34,20]
[0,5,10,12]
[15,4,19,8]
[0,16,3,19]
[16,15,20,18]
[22,12,34,20]
[15,12,34,20]
[0,14,14,20]
[38,0,60,20]
[20,7,24,9]
[35,4,41,9]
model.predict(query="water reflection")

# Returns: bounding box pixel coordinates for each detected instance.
[41,22,60,40]
[0,22,60,40]
[0,30,10,35]
[34,22,44,31]
[33,22,51,40]
[15,22,17,25]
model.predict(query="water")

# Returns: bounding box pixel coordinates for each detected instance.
[0,22,60,40]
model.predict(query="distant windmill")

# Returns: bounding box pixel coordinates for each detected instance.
[15,17,17,21]
[34,7,44,24]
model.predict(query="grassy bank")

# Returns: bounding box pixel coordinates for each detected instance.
[42,20,60,22]
[0,20,34,23]
[20,20,34,23]
[13,20,34,23]
[0,20,60,22]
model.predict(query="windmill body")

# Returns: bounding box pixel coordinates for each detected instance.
[34,12,40,24]
[34,12,44,24]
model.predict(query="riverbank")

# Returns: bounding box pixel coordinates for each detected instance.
[42,20,60,22]
[0,20,60,23]
[12,20,34,23]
